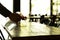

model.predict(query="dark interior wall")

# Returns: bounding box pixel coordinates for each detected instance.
[13,0,20,13]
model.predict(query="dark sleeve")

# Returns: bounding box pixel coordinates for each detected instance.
[0,3,12,17]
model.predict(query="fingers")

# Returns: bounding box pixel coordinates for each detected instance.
[9,13,21,23]
[9,13,27,23]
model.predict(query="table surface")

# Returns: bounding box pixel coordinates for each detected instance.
[4,19,60,38]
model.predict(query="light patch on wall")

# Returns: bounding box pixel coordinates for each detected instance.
[58,6,60,13]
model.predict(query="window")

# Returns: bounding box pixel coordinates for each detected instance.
[21,0,30,17]
[31,0,50,15]
[53,0,60,15]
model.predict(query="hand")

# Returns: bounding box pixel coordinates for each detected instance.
[9,13,21,23]
[9,13,27,23]
[20,14,27,20]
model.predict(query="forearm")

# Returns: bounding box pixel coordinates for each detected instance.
[0,3,12,17]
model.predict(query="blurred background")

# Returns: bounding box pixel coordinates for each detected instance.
[0,0,60,40]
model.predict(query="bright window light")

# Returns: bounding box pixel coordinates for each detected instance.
[0,0,13,12]
[31,0,50,15]
[21,0,29,17]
